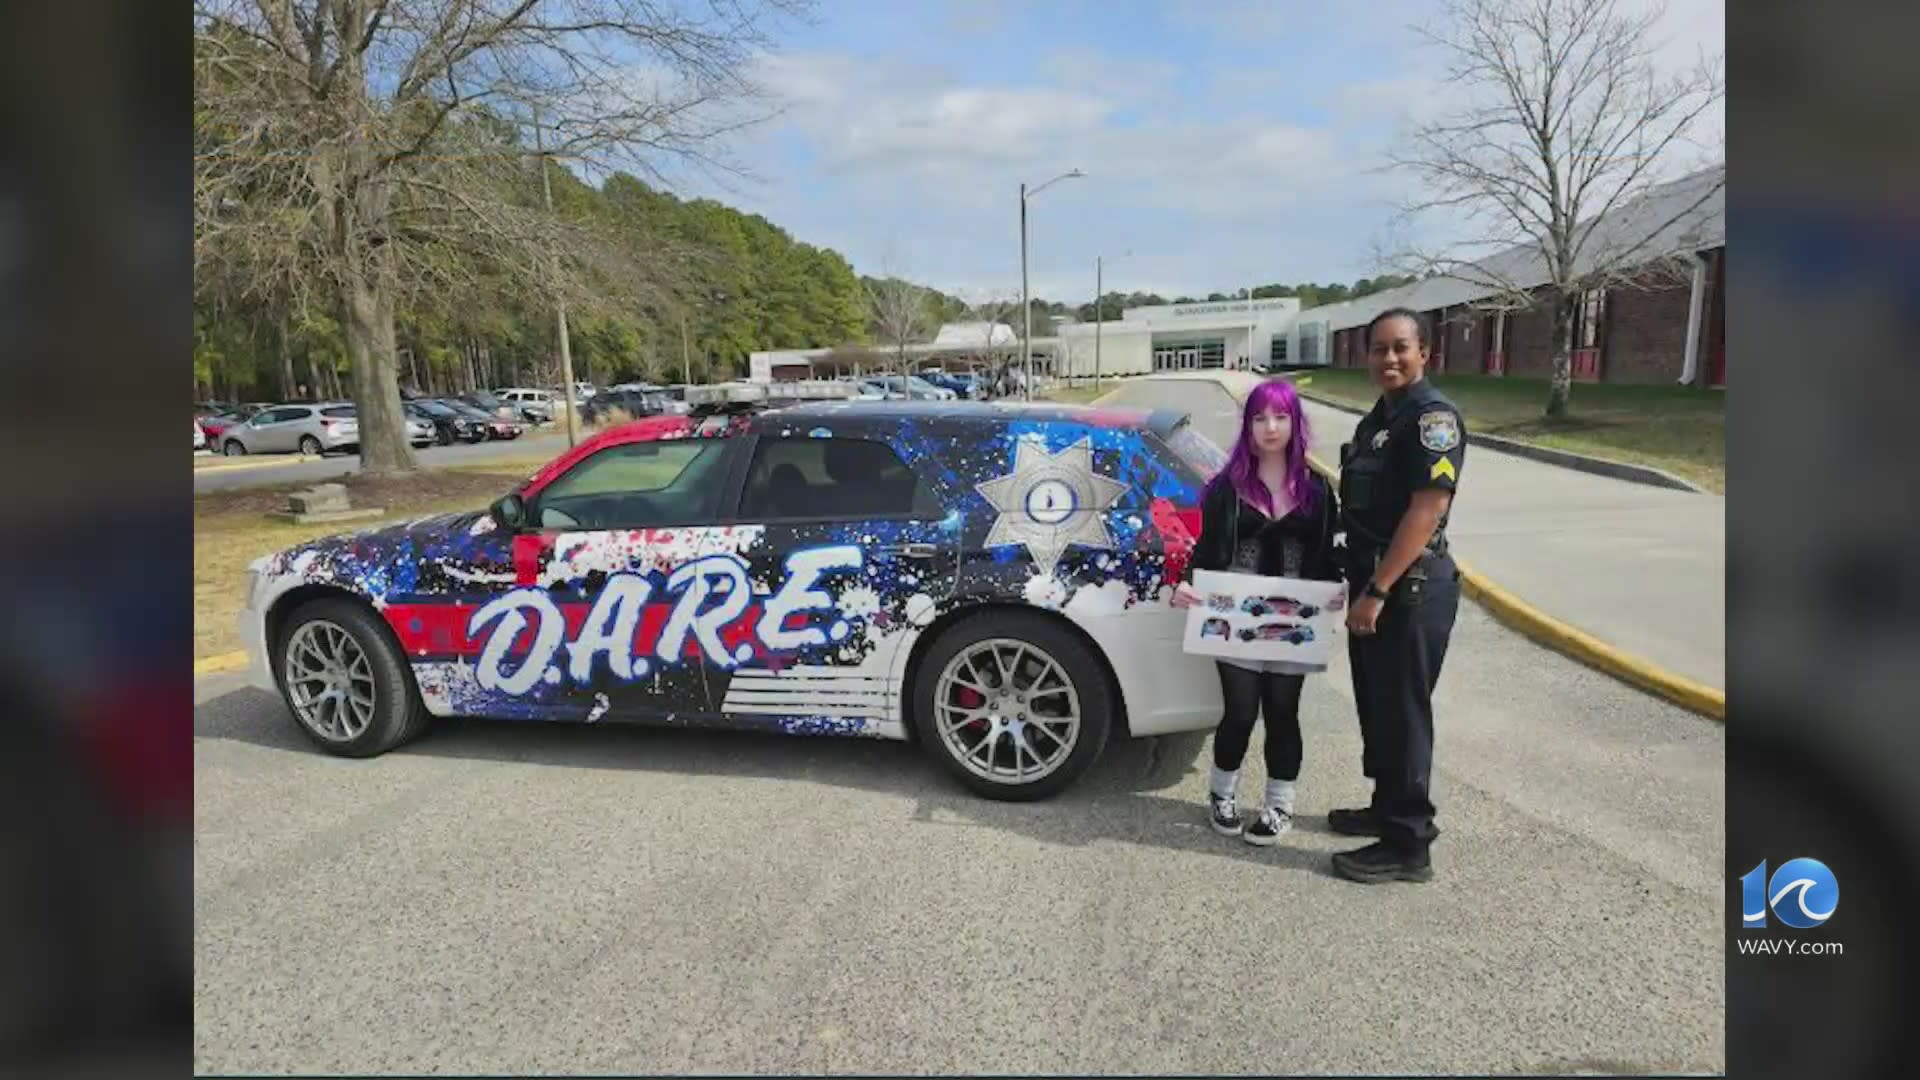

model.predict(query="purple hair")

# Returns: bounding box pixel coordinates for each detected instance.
[1208,378,1317,518]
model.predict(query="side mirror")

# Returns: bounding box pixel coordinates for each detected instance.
[489,493,527,531]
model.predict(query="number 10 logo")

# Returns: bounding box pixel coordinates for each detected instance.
[1741,858,1838,929]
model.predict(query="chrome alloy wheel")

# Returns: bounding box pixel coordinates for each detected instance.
[283,620,377,742]
[934,637,1082,785]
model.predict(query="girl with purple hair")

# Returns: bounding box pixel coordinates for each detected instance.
[1171,378,1343,843]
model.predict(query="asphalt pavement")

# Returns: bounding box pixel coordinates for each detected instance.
[193,429,572,494]
[193,377,1725,1075]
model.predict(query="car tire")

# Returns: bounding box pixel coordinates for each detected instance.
[223,440,246,456]
[436,428,453,446]
[298,435,322,457]
[274,597,430,758]
[909,610,1113,802]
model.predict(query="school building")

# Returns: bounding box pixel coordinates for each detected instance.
[1307,165,1726,388]
[750,163,1724,390]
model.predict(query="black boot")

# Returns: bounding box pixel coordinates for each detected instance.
[1327,806,1384,837]
[1331,840,1433,884]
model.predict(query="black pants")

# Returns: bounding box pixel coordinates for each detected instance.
[1212,663,1305,781]
[1348,557,1460,853]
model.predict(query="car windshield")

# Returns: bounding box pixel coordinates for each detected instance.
[414,400,455,417]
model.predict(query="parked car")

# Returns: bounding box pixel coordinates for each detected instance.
[443,398,524,440]
[215,403,360,457]
[238,385,1230,801]
[579,387,667,425]
[866,374,953,401]
[196,404,266,443]
[406,399,487,445]
[329,404,435,448]
[493,387,555,423]
[194,419,207,452]
[459,390,517,420]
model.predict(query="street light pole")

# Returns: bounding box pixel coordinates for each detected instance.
[533,105,579,448]
[1017,168,1084,401]
[1093,254,1101,393]
[1020,181,1030,402]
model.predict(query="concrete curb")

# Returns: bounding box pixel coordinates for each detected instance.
[1301,451,1725,722]
[195,651,248,676]
[1289,382,1709,494]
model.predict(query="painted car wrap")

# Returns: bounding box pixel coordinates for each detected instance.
[241,401,1222,742]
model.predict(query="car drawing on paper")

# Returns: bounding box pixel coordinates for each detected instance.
[1199,617,1231,639]
[237,382,1231,801]
[1205,593,1235,612]
[1240,595,1319,619]
[1237,622,1315,645]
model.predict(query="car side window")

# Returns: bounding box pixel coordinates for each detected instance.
[738,437,940,521]
[533,439,730,530]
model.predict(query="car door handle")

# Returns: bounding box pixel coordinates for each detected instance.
[883,542,938,559]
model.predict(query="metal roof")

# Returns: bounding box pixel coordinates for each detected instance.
[1306,164,1725,333]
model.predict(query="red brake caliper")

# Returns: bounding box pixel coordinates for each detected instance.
[956,686,987,730]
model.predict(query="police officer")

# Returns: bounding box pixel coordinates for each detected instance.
[1329,306,1466,884]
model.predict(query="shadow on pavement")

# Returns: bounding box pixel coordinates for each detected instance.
[196,687,1347,878]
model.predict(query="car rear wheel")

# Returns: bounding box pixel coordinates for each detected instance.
[298,435,322,456]
[222,439,246,456]
[910,611,1112,801]
[276,598,429,758]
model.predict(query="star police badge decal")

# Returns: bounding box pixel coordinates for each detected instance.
[975,436,1129,575]
[1418,411,1460,453]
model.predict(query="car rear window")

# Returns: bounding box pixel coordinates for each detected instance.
[321,406,356,419]
[1161,421,1228,480]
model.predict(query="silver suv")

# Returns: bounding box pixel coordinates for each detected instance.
[217,403,434,456]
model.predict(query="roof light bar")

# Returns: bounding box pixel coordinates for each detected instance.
[683,380,856,406]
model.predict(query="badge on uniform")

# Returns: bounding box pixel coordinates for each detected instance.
[1418,411,1460,453]
[1371,430,1390,450]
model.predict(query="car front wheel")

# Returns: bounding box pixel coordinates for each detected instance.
[910,611,1112,801]
[276,597,429,758]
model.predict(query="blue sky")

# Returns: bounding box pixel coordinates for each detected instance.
[664,0,1723,305]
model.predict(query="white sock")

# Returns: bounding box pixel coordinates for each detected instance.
[1210,766,1239,801]
[1264,778,1297,814]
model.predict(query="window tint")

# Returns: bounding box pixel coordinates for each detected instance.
[534,440,729,529]
[320,406,356,419]
[1163,422,1229,481]
[739,438,938,520]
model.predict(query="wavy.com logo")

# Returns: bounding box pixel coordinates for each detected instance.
[1740,857,1839,930]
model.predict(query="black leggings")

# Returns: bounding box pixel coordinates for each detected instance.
[1212,662,1305,780]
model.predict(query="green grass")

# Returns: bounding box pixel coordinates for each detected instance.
[1292,368,1725,492]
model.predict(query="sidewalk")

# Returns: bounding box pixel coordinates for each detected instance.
[1178,371,1726,694]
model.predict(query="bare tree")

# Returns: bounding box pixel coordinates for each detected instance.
[1383,0,1723,417]
[864,275,931,378]
[194,0,808,473]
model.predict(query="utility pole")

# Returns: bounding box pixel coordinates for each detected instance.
[533,106,579,447]
[1093,254,1102,394]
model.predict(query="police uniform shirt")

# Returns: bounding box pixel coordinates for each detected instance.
[1341,379,1466,551]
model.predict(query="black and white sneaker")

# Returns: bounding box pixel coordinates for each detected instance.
[1244,806,1293,846]
[1208,793,1243,836]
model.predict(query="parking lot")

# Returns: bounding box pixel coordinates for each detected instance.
[193,379,1724,1074]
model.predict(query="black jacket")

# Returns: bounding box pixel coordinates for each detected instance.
[1182,472,1343,584]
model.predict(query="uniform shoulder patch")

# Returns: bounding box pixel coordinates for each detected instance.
[1418,410,1460,453]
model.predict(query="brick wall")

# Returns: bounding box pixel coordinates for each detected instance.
[1438,306,1475,375]
[1605,280,1694,383]
[1506,288,1559,378]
